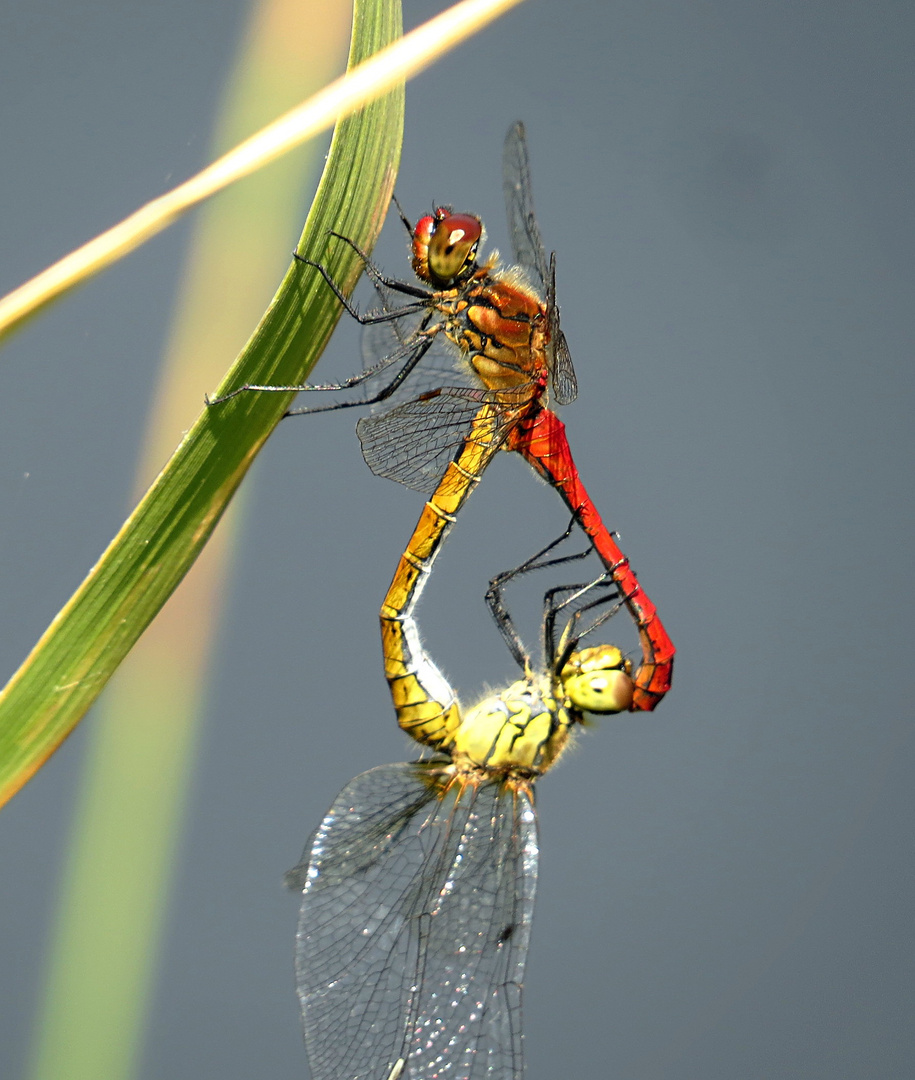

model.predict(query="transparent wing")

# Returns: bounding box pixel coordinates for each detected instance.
[502,121,550,291]
[361,316,479,411]
[504,125,577,407]
[361,274,425,370]
[545,254,577,405]
[361,301,418,364]
[288,762,539,1080]
[356,389,518,494]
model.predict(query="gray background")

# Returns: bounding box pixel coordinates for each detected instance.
[1,1,913,1078]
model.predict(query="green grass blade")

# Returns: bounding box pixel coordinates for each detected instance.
[0,0,405,808]
[24,2,357,1079]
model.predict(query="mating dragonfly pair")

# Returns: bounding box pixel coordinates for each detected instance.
[212,122,675,1080]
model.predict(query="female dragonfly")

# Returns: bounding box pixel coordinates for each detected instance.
[286,530,637,1080]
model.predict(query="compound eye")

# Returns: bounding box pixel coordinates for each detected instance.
[564,669,634,714]
[561,645,634,714]
[410,213,439,283]
[426,213,483,285]
[412,214,437,248]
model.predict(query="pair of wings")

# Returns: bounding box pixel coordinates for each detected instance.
[287,762,538,1080]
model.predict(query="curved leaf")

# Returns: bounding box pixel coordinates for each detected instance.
[0,0,404,807]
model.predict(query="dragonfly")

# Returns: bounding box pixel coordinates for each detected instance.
[287,528,635,1080]
[211,122,673,710]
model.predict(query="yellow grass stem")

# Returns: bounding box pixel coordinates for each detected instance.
[0,0,527,343]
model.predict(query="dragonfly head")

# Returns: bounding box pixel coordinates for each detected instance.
[412,208,484,287]
[558,645,633,714]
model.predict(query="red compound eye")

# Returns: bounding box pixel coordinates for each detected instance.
[412,209,482,286]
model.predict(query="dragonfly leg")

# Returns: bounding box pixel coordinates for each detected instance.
[206,325,438,415]
[390,192,413,236]
[294,250,432,317]
[485,518,593,674]
[546,580,624,674]
[321,234,433,300]
[284,334,436,417]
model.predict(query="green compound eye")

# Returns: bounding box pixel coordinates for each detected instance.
[560,645,634,714]
[564,669,634,714]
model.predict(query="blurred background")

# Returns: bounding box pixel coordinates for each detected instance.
[1,1,913,1078]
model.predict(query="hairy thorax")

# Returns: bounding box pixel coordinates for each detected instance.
[435,270,549,397]
[448,676,575,776]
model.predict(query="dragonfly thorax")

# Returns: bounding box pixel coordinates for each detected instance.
[459,278,549,395]
[449,676,573,775]
[412,208,484,287]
